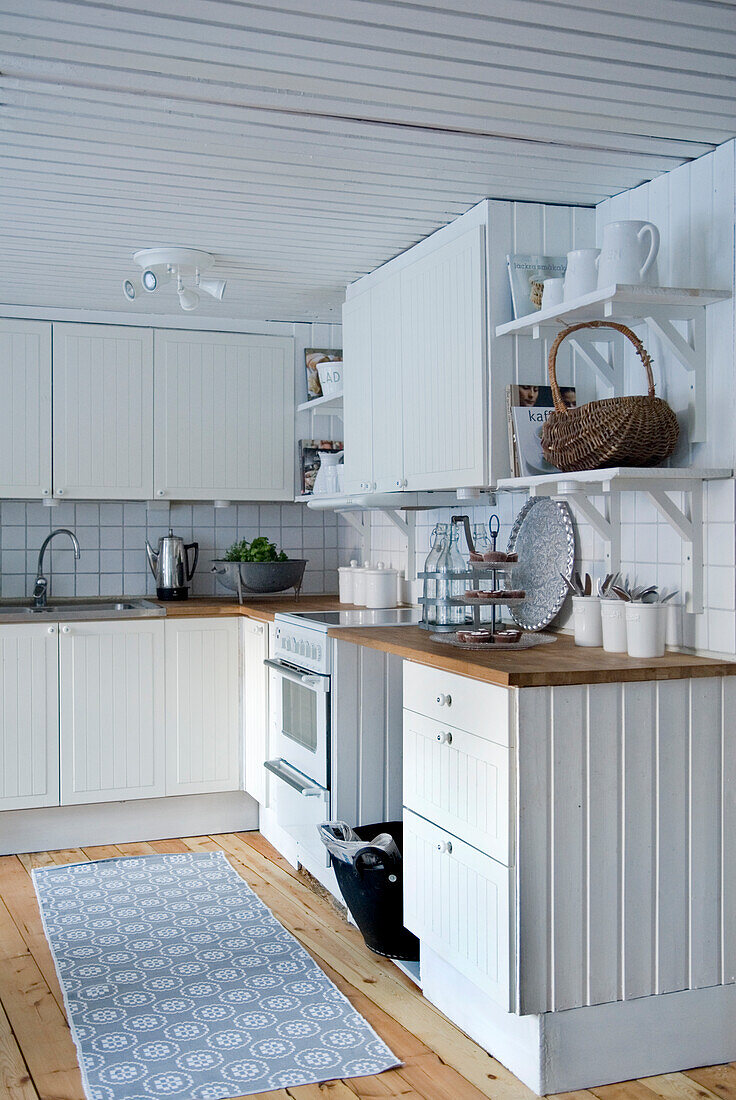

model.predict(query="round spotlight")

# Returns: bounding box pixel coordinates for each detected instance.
[178,286,200,311]
[123,279,136,302]
[199,278,227,301]
[142,269,158,291]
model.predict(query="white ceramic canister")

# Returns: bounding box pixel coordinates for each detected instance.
[338,559,360,604]
[364,562,399,609]
[316,358,342,396]
[600,599,628,653]
[351,561,371,606]
[563,248,600,300]
[572,595,603,647]
[626,602,666,659]
[541,277,564,308]
[597,220,660,287]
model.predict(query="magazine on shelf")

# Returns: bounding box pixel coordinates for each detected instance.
[506,254,567,318]
[299,439,343,495]
[506,384,576,477]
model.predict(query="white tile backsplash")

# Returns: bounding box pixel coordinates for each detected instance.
[0,500,339,598]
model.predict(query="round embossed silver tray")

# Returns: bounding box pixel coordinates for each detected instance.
[506,498,575,631]
[430,631,558,651]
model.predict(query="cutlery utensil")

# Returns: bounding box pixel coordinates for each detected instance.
[612,586,631,602]
[584,573,592,596]
[560,572,578,597]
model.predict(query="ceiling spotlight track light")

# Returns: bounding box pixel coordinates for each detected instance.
[128,247,223,312]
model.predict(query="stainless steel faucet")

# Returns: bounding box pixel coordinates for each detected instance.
[33,528,81,608]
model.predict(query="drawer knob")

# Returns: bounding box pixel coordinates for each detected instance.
[47,626,55,635]
[436,693,452,707]
[61,625,70,634]
[437,839,453,854]
[436,730,453,745]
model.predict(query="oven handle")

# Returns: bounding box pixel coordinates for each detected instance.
[264,658,328,692]
[264,758,327,797]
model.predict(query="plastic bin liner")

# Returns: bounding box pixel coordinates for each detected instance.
[318,821,400,866]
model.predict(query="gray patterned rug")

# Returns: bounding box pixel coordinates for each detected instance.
[33,850,399,1099]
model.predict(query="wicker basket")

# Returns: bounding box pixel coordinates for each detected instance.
[541,320,679,472]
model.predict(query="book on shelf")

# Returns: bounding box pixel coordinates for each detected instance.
[506,254,567,318]
[506,384,576,478]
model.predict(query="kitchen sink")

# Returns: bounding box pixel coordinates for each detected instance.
[0,598,165,622]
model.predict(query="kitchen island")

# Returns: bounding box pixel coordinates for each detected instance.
[329,623,736,1094]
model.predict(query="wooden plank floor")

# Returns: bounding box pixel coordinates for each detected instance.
[0,832,734,1100]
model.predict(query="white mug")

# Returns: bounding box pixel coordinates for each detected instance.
[541,278,564,308]
[597,220,660,287]
[563,249,600,301]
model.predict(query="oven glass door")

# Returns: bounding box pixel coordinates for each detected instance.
[267,659,329,788]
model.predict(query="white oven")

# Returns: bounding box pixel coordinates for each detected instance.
[264,656,329,789]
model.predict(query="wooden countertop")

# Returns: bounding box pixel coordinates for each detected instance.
[327,624,736,688]
[158,594,351,623]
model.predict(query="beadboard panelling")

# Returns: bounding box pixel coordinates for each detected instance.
[1,1,725,319]
[0,321,52,499]
[153,331,294,500]
[52,323,153,498]
[516,677,735,1015]
[59,620,166,804]
[0,624,59,810]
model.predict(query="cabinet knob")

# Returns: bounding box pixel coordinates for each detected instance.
[436,693,452,707]
[157,489,165,497]
[47,626,55,635]
[61,625,70,633]
[437,839,453,855]
[395,479,402,488]
[57,488,64,495]
[42,488,50,496]
[436,730,453,745]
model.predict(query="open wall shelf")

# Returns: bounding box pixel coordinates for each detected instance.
[496,467,733,615]
[296,390,343,414]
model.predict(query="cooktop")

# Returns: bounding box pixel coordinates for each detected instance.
[275,607,422,632]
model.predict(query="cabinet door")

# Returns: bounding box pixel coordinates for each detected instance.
[59,620,165,804]
[154,331,294,500]
[52,323,154,499]
[0,624,59,811]
[342,292,374,494]
[370,274,405,492]
[403,808,511,1009]
[0,321,52,499]
[165,617,240,795]
[242,616,268,804]
[400,226,487,490]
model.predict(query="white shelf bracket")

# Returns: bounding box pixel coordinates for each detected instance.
[339,512,369,556]
[645,485,703,614]
[560,490,621,572]
[568,336,617,390]
[646,312,706,443]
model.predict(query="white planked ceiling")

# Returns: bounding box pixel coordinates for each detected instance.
[0,0,734,322]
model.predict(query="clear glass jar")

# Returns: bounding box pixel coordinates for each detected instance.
[447,524,467,625]
[422,523,447,625]
[472,523,493,622]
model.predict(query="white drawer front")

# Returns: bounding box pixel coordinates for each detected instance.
[403,661,510,746]
[403,710,510,865]
[403,808,511,1008]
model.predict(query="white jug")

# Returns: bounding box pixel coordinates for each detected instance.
[563,248,600,301]
[597,220,660,287]
[312,449,344,495]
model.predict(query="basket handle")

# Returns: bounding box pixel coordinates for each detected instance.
[547,320,655,414]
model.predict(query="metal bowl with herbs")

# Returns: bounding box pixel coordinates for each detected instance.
[212,537,307,602]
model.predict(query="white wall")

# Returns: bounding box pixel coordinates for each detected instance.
[339,145,736,655]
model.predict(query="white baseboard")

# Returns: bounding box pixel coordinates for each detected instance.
[0,791,258,855]
[420,945,736,1095]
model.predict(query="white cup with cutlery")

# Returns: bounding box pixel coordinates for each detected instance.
[563,248,600,301]
[597,220,660,287]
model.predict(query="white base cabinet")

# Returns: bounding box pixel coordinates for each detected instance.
[241,616,268,805]
[165,618,241,796]
[59,620,166,804]
[0,623,59,811]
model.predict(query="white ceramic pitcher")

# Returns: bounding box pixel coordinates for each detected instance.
[597,220,660,287]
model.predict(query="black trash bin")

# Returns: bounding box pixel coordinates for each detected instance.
[319,820,419,961]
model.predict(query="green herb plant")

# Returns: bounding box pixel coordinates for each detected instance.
[223,536,289,563]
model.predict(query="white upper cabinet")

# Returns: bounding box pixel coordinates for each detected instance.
[400,226,486,491]
[342,292,375,494]
[53,323,154,499]
[0,623,59,812]
[154,331,294,500]
[342,211,488,493]
[59,619,166,805]
[0,320,52,499]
